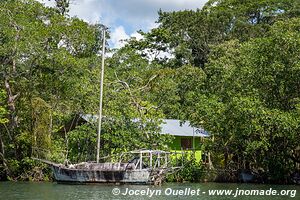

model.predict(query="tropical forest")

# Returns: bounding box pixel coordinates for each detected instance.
[0,0,300,185]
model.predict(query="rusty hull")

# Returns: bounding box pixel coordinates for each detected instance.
[51,163,153,184]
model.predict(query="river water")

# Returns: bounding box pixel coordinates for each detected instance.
[0,182,299,200]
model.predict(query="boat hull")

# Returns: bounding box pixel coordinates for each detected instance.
[51,165,152,184]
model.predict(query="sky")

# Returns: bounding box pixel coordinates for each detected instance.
[38,0,208,48]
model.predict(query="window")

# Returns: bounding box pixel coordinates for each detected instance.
[181,138,192,149]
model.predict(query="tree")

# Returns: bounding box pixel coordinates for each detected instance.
[98,46,174,156]
[188,18,300,183]
[0,89,8,179]
[128,0,299,68]
[109,0,300,183]
[0,0,104,179]
[53,0,70,15]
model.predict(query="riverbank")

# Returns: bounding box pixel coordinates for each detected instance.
[1,163,299,185]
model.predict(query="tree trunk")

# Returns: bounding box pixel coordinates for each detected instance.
[0,132,9,179]
[4,78,19,129]
[4,78,20,159]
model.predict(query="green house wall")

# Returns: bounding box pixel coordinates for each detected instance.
[168,136,203,162]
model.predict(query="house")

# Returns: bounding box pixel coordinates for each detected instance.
[160,119,209,162]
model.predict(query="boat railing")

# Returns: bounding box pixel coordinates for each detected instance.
[117,149,185,171]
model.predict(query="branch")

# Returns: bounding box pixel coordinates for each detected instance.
[2,124,12,141]
[114,72,154,139]
[114,72,142,115]
[137,74,158,91]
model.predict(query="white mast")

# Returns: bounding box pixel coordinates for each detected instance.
[96,30,106,163]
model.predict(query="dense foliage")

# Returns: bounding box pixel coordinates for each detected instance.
[124,0,300,183]
[0,0,171,181]
[0,0,299,183]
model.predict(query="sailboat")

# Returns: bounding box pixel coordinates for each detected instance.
[38,149,178,184]
[35,30,181,185]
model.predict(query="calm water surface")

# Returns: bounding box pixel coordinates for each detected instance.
[0,182,299,200]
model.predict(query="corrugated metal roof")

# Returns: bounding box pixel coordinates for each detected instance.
[81,114,98,123]
[160,119,209,137]
[80,115,209,137]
